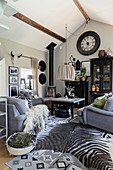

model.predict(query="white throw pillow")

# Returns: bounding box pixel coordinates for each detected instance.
[103,97,113,111]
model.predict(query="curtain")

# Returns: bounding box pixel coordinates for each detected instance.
[32,58,38,95]
[0,47,4,61]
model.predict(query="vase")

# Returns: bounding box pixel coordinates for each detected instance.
[92,87,95,91]
[107,48,112,57]
[81,77,85,81]
[68,91,71,96]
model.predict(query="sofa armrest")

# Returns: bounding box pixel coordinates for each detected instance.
[77,104,92,116]
[77,107,85,116]
[0,103,21,117]
[32,98,44,106]
[84,105,113,116]
[83,105,113,124]
[14,114,27,121]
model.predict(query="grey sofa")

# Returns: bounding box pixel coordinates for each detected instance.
[0,96,44,136]
[77,97,113,133]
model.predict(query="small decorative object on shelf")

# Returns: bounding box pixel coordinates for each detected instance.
[81,65,86,81]
[92,85,95,91]
[95,85,99,92]
[98,50,106,58]
[106,48,112,57]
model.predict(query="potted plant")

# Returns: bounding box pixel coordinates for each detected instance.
[95,85,99,92]
[65,85,74,96]
[92,85,95,91]
[81,66,86,81]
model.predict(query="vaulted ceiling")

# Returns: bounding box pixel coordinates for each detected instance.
[0,0,113,52]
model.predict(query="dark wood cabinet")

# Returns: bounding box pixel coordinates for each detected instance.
[90,57,113,101]
[65,81,88,106]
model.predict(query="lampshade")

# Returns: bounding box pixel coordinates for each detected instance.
[27,75,33,79]
[57,64,75,81]
[57,25,75,81]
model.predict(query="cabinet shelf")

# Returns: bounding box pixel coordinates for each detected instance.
[91,58,113,102]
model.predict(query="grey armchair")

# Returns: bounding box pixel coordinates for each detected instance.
[77,99,113,133]
[0,96,44,136]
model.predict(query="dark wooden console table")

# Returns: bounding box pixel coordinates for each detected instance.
[44,97,85,119]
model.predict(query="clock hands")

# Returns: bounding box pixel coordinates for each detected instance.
[81,36,96,51]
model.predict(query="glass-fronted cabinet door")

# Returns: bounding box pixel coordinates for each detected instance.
[92,61,101,91]
[102,61,112,91]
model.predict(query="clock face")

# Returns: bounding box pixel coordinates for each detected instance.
[77,31,101,56]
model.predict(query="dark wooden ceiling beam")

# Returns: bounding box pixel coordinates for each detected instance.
[73,0,90,21]
[13,12,66,43]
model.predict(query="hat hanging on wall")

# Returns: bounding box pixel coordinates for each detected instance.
[38,60,46,72]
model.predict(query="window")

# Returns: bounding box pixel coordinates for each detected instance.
[20,68,33,90]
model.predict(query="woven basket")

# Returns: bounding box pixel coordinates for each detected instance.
[6,132,34,156]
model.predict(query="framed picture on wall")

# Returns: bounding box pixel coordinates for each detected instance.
[81,61,90,76]
[20,78,26,89]
[9,66,19,75]
[9,85,19,97]
[9,76,18,84]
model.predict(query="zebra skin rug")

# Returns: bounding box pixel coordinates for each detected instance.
[35,121,113,169]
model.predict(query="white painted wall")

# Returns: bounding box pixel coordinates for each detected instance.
[55,20,113,96]
[0,38,47,97]
[1,20,113,98]
[0,58,6,96]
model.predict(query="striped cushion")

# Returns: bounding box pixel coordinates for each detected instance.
[26,97,32,108]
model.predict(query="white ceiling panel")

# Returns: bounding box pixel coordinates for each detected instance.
[0,0,85,51]
[0,0,113,51]
[79,0,113,25]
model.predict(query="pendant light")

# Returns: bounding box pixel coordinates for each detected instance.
[57,25,75,81]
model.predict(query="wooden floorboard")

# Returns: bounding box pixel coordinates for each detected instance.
[0,138,15,170]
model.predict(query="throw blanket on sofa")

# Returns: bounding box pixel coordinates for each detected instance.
[24,105,49,135]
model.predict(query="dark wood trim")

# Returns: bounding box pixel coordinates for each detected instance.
[73,0,90,21]
[13,12,66,43]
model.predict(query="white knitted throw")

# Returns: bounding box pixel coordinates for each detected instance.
[24,105,49,135]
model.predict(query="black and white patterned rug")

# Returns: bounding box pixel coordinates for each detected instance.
[6,116,113,169]
[6,150,87,170]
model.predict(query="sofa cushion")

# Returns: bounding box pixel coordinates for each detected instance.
[4,97,28,114]
[32,98,43,106]
[93,96,107,109]
[26,97,33,108]
[103,97,113,111]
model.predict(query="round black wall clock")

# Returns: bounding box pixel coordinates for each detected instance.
[77,31,101,56]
